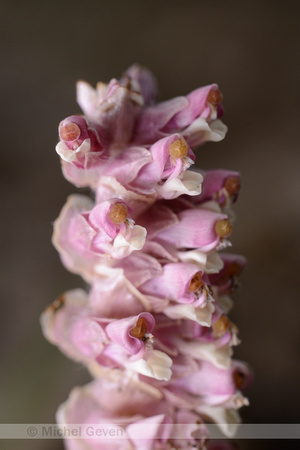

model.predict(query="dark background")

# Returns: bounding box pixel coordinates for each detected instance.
[1,1,300,449]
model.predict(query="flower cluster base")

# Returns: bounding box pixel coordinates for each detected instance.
[41,65,251,450]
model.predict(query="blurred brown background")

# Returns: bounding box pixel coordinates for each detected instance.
[1,1,300,449]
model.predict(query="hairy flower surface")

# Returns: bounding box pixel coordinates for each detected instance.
[42,64,250,450]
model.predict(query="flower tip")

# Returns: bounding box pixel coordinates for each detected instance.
[207,87,223,106]
[233,369,247,390]
[59,122,81,142]
[109,203,128,225]
[169,138,188,159]
[215,219,232,238]
[224,176,241,195]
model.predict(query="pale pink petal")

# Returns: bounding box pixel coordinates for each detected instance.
[124,64,158,106]
[163,84,217,130]
[52,194,96,281]
[126,414,172,449]
[156,208,230,252]
[133,97,189,145]
[141,263,203,303]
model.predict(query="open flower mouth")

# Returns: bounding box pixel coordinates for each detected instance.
[129,316,148,341]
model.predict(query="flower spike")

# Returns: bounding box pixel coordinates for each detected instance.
[42,64,250,449]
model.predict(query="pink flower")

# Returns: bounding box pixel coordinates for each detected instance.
[208,253,247,295]
[194,169,241,208]
[155,205,233,253]
[56,115,107,167]
[41,290,172,381]
[131,134,203,199]
[165,359,251,406]
[133,84,227,148]
[57,373,209,450]
[140,263,215,324]
[52,195,147,281]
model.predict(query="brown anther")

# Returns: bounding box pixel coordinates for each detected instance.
[49,294,65,312]
[215,219,232,238]
[224,176,241,195]
[233,370,246,390]
[207,88,222,106]
[109,203,128,225]
[219,262,242,286]
[212,315,231,337]
[169,139,188,159]
[188,272,204,292]
[129,316,148,340]
[227,262,241,278]
[59,123,81,142]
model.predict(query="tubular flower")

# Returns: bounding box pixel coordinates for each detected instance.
[42,65,250,449]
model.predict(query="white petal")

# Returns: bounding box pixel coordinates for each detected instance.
[125,350,172,381]
[173,337,232,369]
[56,139,91,163]
[196,404,241,438]
[112,225,147,258]
[210,119,228,141]
[199,200,222,213]
[184,118,228,147]
[76,81,99,120]
[164,302,215,326]
[178,250,224,274]
[157,170,203,200]
[224,392,250,409]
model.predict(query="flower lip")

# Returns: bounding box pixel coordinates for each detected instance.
[207,88,223,106]
[108,202,128,225]
[224,176,241,195]
[169,138,188,159]
[129,316,148,341]
[59,122,81,142]
[215,219,232,238]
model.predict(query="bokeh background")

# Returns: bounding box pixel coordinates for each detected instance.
[1,1,300,449]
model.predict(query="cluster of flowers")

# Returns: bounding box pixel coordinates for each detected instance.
[41,65,251,449]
